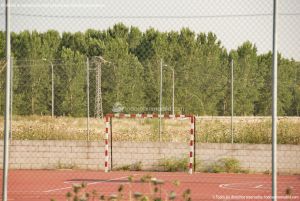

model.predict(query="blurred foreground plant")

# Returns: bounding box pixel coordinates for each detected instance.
[51,175,191,201]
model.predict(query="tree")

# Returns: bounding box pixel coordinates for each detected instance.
[41,30,61,60]
[57,47,86,116]
[256,52,272,115]
[0,31,5,58]
[2,25,299,117]
[0,31,5,114]
[278,56,297,115]
[291,62,300,115]
[12,31,50,115]
[233,41,263,115]
[128,26,142,54]
[102,38,145,114]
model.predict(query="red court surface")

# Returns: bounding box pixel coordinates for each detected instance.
[0,170,299,201]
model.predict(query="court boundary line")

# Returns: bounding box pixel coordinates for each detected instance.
[43,174,139,193]
[219,181,297,191]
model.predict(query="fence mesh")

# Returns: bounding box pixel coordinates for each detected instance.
[0,0,300,201]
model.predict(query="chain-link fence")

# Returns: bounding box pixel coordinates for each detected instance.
[3,58,299,144]
[1,0,300,200]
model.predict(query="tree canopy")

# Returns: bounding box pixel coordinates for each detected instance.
[0,23,299,116]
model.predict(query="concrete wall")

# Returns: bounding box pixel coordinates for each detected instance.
[0,141,299,174]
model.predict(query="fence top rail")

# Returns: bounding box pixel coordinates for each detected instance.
[105,113,194,118]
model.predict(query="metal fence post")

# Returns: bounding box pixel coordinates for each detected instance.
[86,57,90,141]
[272,0,278,200]
[231,59,234,144]
[2,0,11,200]
[159,59,163,141]
[10,56,13,141]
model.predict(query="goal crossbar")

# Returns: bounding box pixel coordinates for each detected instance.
[104,113,196,174]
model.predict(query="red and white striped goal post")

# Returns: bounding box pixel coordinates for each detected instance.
[104,113,196,174]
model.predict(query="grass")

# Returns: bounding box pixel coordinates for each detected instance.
[157,157,188,172]
[155,157,249,174]
[197,117,300,144]
[56,161,77,170]
[0,115,299,144]
[113,161,143,171]
[205,158,249,173]
[0,115,101,141]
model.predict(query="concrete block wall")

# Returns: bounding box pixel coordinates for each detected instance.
[0,140,104,170]
[0,141,299,174]
[112,142,187,170]
[195,143,300,174]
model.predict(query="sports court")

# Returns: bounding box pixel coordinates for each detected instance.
[1,1,300,201]
[1,170,299,201]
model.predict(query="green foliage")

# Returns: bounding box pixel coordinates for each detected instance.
[58,48,86,116]
[114,161,143,171]
[158,157,188,172]
[56,161,77,170]
[0,32,5,60]
[114,165,131,171]
[131,161,143,171]
[0,24,300,117]
[206,158,248,173]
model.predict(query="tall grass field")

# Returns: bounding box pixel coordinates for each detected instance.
[0,116,299,144]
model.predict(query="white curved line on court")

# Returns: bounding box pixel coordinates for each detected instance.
[219,182,296,192]
[44,174,138,193]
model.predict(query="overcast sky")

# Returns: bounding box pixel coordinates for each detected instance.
[0,0,299,60]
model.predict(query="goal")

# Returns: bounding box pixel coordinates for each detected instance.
[104,113,196,174]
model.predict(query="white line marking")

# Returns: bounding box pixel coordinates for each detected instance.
[63,180,131,185]
[219,184,229,188]
[63,181,77,184]
[219,183,267,191]
[219,182,297,192]
[44,174,138,193]
[8,191,42,193]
